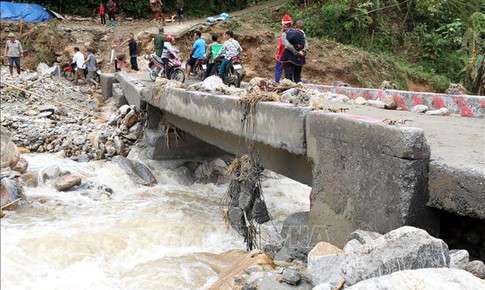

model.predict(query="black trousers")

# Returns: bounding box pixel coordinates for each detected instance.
[204,62,215,79]
[100,15,106,24]
[284,62,303,83]
[130,56,138,71]
[108,11,115,21]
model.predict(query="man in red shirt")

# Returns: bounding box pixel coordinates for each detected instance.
[275,14,293,83]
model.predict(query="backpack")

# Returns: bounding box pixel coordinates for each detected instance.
[211,44,222,59]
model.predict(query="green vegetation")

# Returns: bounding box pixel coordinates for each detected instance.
[285,0,484,94]
[26,0,266,19]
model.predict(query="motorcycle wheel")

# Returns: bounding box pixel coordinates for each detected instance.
[149,64,159,82]
[234,70,243,88]
[195,64,204,80]
[225,66,238,87]
[170,68,185,83]
[63,70,74,82]
[209,64,218,78]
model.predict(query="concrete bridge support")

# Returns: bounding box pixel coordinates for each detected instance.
[306,112,440,246]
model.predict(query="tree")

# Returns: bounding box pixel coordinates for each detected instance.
[461,12,485,93]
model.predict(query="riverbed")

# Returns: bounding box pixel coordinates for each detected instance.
[1,153,310,289]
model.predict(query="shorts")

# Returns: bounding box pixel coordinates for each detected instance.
[86,70,96,81]
[187,56,201,67]
[8,57,20,68]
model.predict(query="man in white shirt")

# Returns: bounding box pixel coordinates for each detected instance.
[215,30,242,78]
[72,47,87,84]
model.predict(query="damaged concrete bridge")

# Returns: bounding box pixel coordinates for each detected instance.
[103,72,485,247]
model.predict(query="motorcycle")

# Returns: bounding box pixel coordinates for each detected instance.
[207,56,245,87]
[62,63,100,83]
[192,59,206,80]
[147,51,185,83]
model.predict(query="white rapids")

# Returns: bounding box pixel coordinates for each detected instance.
[1,154,310,289]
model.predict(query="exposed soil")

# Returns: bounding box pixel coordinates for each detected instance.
[0,2,437,92]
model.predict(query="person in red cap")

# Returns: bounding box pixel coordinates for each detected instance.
[281,14,293,27]
[280,20,308,83]
[275,14,293,83]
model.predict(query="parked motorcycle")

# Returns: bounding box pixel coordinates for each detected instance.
[207,56,245,87]
[62,63,100,83]
[147,51,185,83]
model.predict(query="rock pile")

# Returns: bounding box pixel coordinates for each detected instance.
[0,67,144,162]
[213,225,485,289]
[1,127,27,214]
[307,226,485,289]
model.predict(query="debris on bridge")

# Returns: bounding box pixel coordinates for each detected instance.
[222,154,270,251]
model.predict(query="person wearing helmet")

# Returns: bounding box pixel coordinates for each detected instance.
[162,35,177,77]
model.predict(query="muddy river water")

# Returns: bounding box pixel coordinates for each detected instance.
[1,154,310,289]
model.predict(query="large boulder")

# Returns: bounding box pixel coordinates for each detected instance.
[112,156,157,186]
[341,226,450,286]
[1,177,24,210]
[209,250,276,290]
[275,211,315,262]
[307,242,347,287]
[54,174,82,191]
[1,127,20,169]
[36,62,60,78]
[345,268,485,290]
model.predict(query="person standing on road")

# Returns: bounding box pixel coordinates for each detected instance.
[281,20,307,83]
[185,30,206,80]
[72,47,87,85]
[275,14,293,83]
[3,32,23,76]
[106,0,117,27]
[154,27,166,57]
[85,48,98,88]
[204,34,222,79]
[216,30,242,79]
[99,3,106,26]
[128,33,139,71]
[177,0,185,25]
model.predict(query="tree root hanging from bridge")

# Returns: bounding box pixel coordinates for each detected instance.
[221,154,271,251]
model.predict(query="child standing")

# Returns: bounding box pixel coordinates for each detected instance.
[128,33,139,71]
[99,3,106,25]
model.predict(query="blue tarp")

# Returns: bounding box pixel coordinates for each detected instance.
[1,2,53,22]
[207,13,230,24]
